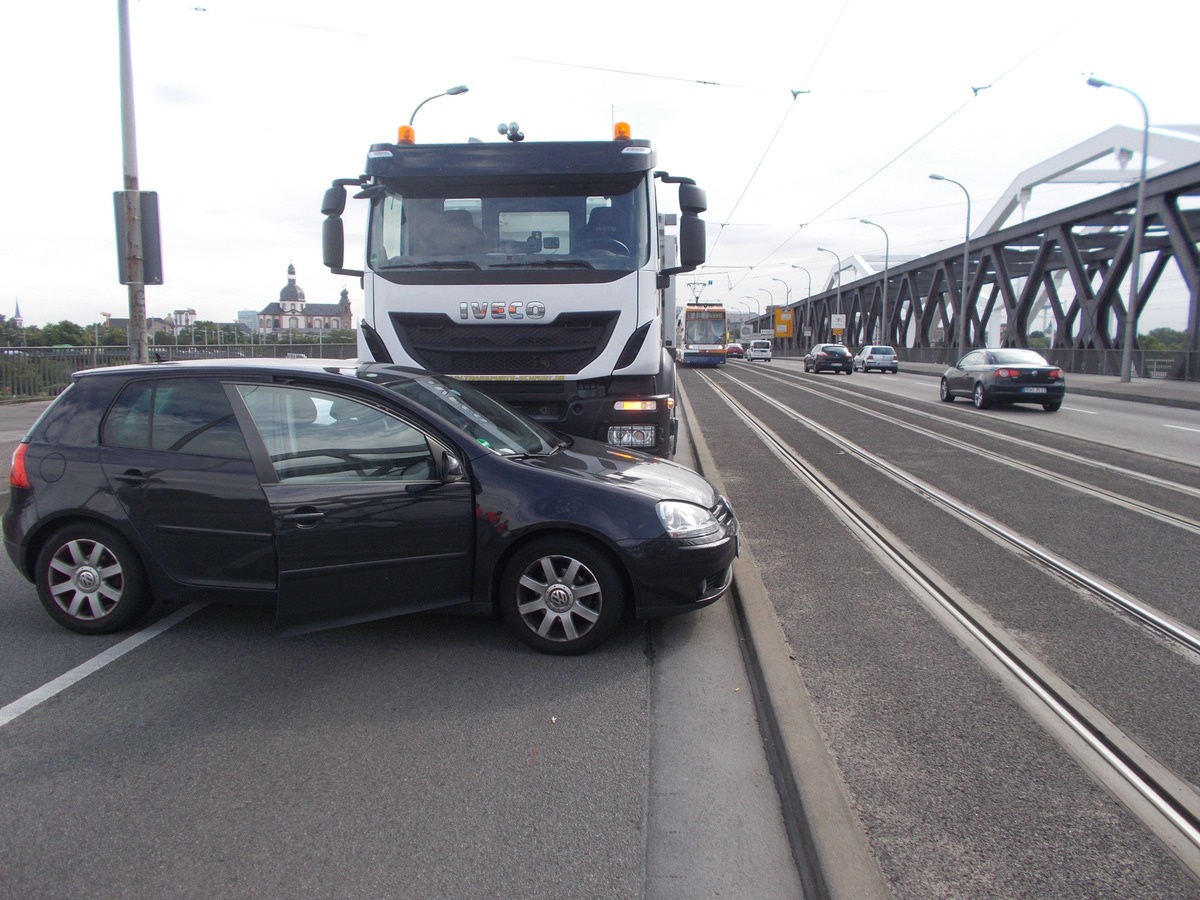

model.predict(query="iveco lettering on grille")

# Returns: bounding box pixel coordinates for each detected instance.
[460,301,547,320]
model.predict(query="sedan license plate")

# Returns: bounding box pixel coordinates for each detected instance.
[1022,386,1048,394]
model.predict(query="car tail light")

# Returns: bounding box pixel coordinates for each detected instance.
[994,368,1019,378]
[9,443,29,489]
[1048,368,1063,379]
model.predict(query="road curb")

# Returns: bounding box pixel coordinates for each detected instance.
[679,382,890,900]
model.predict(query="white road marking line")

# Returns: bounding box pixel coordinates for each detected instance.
[1164,424,1200,434]
[0,603,206,728]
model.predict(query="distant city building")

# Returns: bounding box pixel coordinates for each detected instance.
[256,263,352,338]
[101,312,172,338]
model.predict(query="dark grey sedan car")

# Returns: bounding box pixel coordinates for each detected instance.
[939,349,1066,411]
[4,360,738,655]
[804,343,853,374]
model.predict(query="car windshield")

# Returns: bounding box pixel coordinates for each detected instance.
[991,349,1050,365]
[383,373,563,456]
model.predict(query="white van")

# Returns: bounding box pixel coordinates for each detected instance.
[747,339,773,362]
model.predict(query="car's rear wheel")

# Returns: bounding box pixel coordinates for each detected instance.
[939,378,955,402]
[1043,399,1062,412]
[972,382,992,409]
[499,536,626,655]
[34,523,151,634]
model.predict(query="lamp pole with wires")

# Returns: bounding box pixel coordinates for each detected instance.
[929,174,972,354]
[860,219,890,344]
[1087,76,1149,382]
[791,265,812,345]
[816,247,843,314]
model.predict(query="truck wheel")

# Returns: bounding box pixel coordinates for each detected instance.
[499,536,625,655]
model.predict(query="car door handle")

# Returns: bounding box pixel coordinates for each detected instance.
[112,470,149,487]
[282,509,326,529]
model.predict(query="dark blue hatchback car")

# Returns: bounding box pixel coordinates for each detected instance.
[4,360,738,654]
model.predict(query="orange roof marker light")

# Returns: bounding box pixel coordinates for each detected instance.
[400,84,469,145]
[613,121,632,141]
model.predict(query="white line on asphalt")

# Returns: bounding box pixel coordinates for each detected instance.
[1164,424,1200,434]
[0,603,207,728]
[1066,407,1098,414]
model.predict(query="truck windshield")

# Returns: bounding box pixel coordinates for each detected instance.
[368,175,650,273]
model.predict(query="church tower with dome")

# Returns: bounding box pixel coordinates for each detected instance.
[256,263,353,338]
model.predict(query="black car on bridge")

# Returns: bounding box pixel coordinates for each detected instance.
[4,359,738,655]
[804,343,854,374]
[939,349,1066,411]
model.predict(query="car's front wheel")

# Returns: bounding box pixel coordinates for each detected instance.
[939,378,955,402]
[499,536,626,655]
[34,523,152,634]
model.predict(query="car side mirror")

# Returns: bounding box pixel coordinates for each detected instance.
[440,451,464,483]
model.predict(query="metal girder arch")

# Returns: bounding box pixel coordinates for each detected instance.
[779,161,1200,370]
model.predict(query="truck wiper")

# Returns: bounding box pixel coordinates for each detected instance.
[488,259,595,269]
[383,260,482,270]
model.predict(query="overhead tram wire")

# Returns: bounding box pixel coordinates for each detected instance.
[709,0,850,268]
[796,19,1077,231]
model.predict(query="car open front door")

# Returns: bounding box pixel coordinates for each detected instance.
[235,383,474,633]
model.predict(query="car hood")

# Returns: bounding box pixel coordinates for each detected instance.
[516,439,719,507]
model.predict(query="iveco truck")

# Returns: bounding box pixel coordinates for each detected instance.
[320,121,706,458]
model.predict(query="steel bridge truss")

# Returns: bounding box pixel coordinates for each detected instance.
[792,163,1200,372]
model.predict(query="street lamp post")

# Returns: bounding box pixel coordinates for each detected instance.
[860,219,890,344]
[816,245,844,327]
[1087,76,1149,383]
[400,85,469,142]
[929,174,972,354]
[741,296,761,316]
[756,288,774,334]
[771,277,793,349]
[791,265,813,345]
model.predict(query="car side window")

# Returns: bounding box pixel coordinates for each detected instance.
[236,384,436,483]
[102,377,250,459]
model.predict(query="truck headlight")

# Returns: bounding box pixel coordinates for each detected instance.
[609,425,656,448]
[656,501,719,539]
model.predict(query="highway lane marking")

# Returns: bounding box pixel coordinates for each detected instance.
[0,603,206,728]
[1164,424,1200,434]
[1065,407,1098,414]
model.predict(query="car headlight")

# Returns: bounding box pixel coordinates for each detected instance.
[656,501,720,539]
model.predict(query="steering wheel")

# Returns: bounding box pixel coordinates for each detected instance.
[575,239,631,256]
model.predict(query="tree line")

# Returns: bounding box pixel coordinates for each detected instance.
[0,316,357,347]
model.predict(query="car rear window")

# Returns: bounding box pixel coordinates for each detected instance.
[871,346,894,354]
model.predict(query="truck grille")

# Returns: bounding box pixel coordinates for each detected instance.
[389,312,619,376]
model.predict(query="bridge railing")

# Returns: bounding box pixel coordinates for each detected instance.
[0,344,358,402]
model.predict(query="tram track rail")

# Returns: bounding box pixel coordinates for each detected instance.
[696,371,1200,881]
[738,361,1200,494]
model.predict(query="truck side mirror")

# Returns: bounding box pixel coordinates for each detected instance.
[678,216,706,270]
[322,216,345,270]
[321,185,347,217]
[678,183,707,215]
